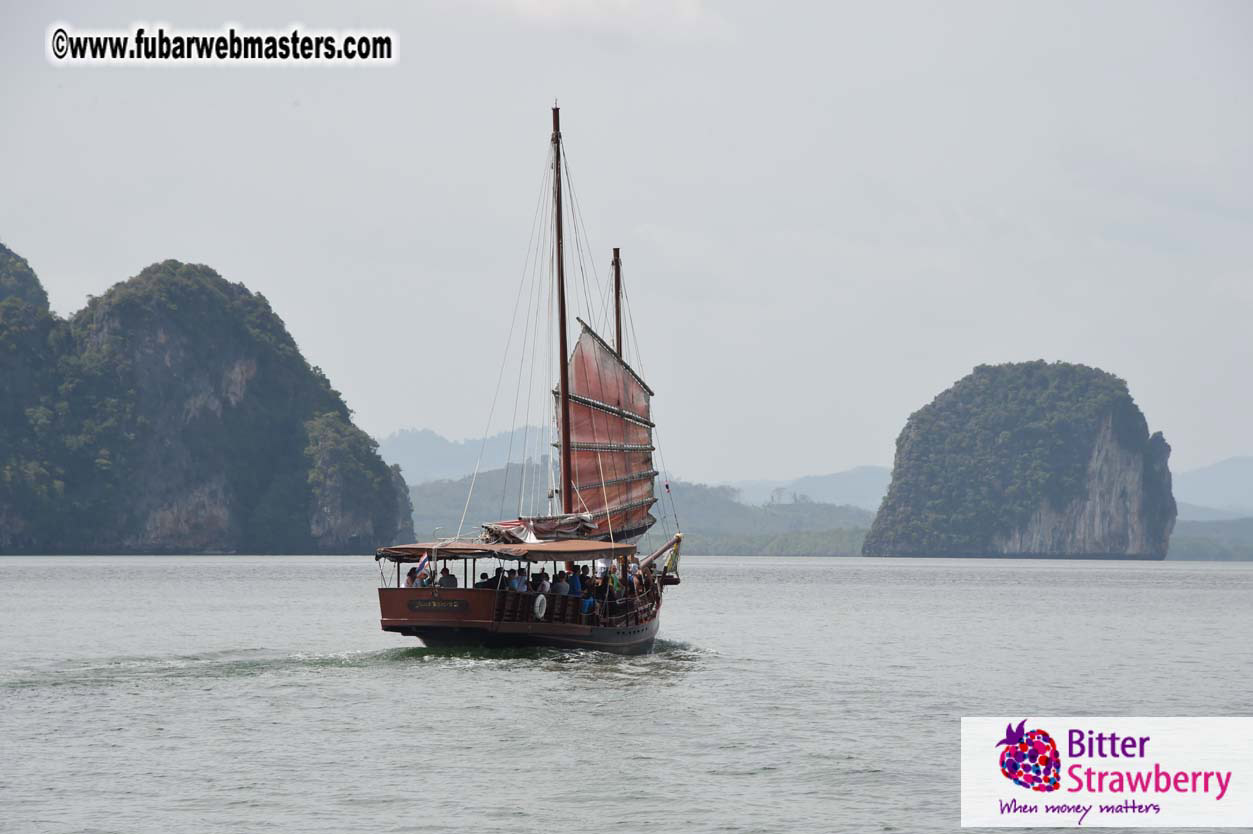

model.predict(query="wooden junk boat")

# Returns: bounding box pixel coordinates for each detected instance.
[374,107,682,654]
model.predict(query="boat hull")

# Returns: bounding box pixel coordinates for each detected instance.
[378,587,661,655]
[394,619,658,654]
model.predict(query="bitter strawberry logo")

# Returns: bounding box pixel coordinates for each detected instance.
[996,719,1061,792]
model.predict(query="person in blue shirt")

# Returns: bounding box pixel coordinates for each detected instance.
[567,568,582,597]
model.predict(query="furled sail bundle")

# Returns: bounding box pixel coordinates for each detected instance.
[558,321,658,542]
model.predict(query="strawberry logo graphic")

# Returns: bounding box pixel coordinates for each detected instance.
[996,719,1060,792]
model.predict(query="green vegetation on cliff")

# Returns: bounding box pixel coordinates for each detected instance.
[863,361,1175,557]
[0,245,413,553]
[0,244,48,310]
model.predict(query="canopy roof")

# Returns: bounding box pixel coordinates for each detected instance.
[375,539,637,563]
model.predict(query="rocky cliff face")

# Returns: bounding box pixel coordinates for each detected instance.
[863,361,1176,558]
[0,248,413,553]
[992,414,1174,555]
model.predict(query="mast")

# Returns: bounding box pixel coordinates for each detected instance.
[553,106,574,515]
[612,247,622,356]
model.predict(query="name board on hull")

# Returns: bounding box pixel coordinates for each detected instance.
[407,599,469,612]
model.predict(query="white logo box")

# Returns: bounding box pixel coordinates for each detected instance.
[961,717,1253,828]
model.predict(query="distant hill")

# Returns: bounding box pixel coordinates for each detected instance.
[727,465,890,510]
[673,481,873,538]
[408,462,873,556]
[379,426,545,483]
[1169,517,1253,561]
[1176,502,1247,522]
[1173,457,1253,516]
[408,458,552,541]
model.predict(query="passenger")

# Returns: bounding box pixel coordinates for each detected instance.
[535,571,551,594]
[417,570,432,588]
[594,573,615,602]
[473,571,493,589]
[511,569,528,593]
[402,567,419,588]
[491,567,508,589]
[579,585,596,615]
[550,571,570,595]
[437,567,458,588]
[580,564,592,588]
[567,568,582,596]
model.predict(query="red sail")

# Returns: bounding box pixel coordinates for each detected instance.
[558,323,657,541]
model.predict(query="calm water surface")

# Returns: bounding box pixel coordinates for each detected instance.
[2,556,1251,833]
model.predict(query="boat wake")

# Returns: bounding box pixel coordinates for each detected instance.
[2,647,401,690]
[2,640,714,691]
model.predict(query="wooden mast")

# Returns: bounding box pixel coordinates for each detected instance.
[612,247,623,356]
[553,106,574,515]
[612,248,623,568]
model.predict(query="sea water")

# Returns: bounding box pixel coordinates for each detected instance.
[2,555,1250,833]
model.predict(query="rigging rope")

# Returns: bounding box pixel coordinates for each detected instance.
[458,129,681,549]
[621,271,682,538]
[456,147,552,539]
[516,215,550,518]
[500,176,550,521]
[560,142,604,330]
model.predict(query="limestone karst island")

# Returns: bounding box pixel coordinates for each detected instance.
[863,362,1177,559]
[0,245,413,554]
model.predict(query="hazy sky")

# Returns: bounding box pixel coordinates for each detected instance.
[3,1,1250,483]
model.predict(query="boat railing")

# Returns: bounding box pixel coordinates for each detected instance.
[491,584,661,629]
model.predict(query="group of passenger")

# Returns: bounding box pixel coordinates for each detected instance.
[402,566,460,589]
[404,559,658,616]
[464,561,658,616]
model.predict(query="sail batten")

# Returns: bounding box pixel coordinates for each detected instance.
[565,392,654,427]
[559,442,655,452]
[574,469,658,492]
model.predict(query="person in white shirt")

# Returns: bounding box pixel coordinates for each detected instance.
[402,567,419,588]
[535,571,551,593]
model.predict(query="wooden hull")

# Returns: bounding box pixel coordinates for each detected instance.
[399,619,659,654]
[379,587,662,655]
